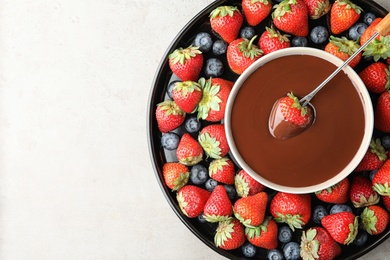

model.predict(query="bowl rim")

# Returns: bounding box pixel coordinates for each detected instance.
[224,47,374,194]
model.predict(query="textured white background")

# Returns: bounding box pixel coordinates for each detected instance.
[0,0,389,259]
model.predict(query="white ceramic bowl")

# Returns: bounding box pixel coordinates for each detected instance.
[224,47,374,194]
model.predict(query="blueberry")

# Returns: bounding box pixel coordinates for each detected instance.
[161,132,180,150]
[190,164,208,185]
[278,225,293,243]
[268,249,284,260]
[330,204,353,214]
[197,213,208,223]
[312,204,328,224]
[354,231,369,246]
[369,169,378,181]
[292,36,308,47]
[363,12,376,25]
[204,58,224,77]
[184,116,201,133]
[193,32,213,52]
[381,135,390,150]
[212,40,228,55]
[167,80,180,99]
[240,26,256,39]
[310,26,329,45]
[205,178,218,192]
[348,22,368,41]
[242,242,257,258]
[283,242,300,260]
[224,185,237,200]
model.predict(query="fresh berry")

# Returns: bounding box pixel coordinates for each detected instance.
[312,204,329,224]
[360,205,390,235]
[172,80,203,113]
[210,6,243,43]
[354,231,368,246]
[190,164,209,185]
[197,212,208,224]
[374,91,390,132]
[300,227,342,260]
[359,62,390,94]
[363,12,376,25]
[270,192,311,231]
[224,185,237,200]
[192,32,213,53]
[197,77,233,122]
[245,217,278,250]
[242,0,272,26]
[198,124,230,159]
[360,18,384,45]
[184,116,201,133]
[382,195,390,211]
[176,185,210,218]
[361,20,390,61]
[283,241,300,260]
[259,26,290,55]
[369,169,378,181]
[321,211,358,245]
[241,242,257,258]
[203,185,233,222]
[303,0,331,19]
[355,138,387,172]
[204,58,224,77]
[168,45,204,81]
[272,0,309,37]
[267,249,284,260]
[324,36,361,68]
[348,22,368,41]
[235,169,266,197]
[315,177,350,204]
[310,25,329,45]
[291,36,308,47]
[212,40,228,55]
[277,225,292,243]
[329,204,353,214]
[205,178,218,192]
[166,80,180,99]
[161,132,180,150]
[381,135,390,150]
[176,133,204,166]
[349,175,380,208]
[215,218,246,250]
[209,157,235,184]
[330,0,362,35]
[156,101,186,133]
[227,36,263,75]
[233,192,268,227]
[240,26,256,39]
[162,162,189,191]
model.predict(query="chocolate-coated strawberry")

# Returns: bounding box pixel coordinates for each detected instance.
[162,162,189,191]
[168,46,203,81]
[355,138,387,172]
[215,218,246,250]
[360,205,390,235]
[359,62,390,94]
[204,185,233,222]
[259,26,290,55]
[245,216,278,250]
[303,0,331,20]
[272,0,309,37]
[209,157,235,185]
[234,192,268,227]
[374,91,390,133]
[324,36,361,68]
[177,185,211,218]
[198,124,229,159]
[242,0,272,26]
[372,159,390,196]
[235,169,266,198]
[172,81,202,113]
[210,6,243,43]
[176,133,203,166]
[330,0,362,35]
[300,227,342,260]
[350,175,380,208]
[321,212,358,245]
[156,100,186,133]
[315,177,350,204]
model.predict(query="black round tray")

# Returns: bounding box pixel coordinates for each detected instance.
[147,0,390,259]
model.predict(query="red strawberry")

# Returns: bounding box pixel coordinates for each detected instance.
[209,157,235,184]
[330,0,362,35]
[350,175,380,208]
[156,100,186,133]
[382,195,390,211]
[374,91,390,132]
[176,185,211,218]
[235,169,266,197]
[372,159,390,196]
[270,192,311,231]
[245,216,278,250]
[162,162,189,191]
[303,0,331,20]
[300,227,342,260]
[354,138,387,172]
[227,36,263,75]
[360,18,383,46]
[210,6,243,43]
[360,205,390,235]
[315,177,350,204]
[203,185,233,222]
[197,77,233,122]
[176,133,203,166]
[272,0,309,37]
[168,46,203,81]
[172,81,202,113]
[198,124,230,159]
[324,36,361,68]
[359,62,390,94]
[361,19,390,61]
[233,192,268,227]
[242,0,272,26]
[321,212,358,245]
[214,218,246,250]
[259,26,290,55]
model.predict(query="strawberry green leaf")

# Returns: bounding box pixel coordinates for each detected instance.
[209,157,230,176]
[173,81,201,97]
[205,213,230,223]
[244,217,270,238]
[373,182,390,196]
[274,212,304,231]
[235,174,250,198]
[169,46,202,65]
[345,216,359,245]
[238,36,263,59]
[300,229,320,260]
[214,218,235,248]
[157,100,186,116]
[177,192,189,217]
[370,138,387,161]
[172,172,189,191]
[198,132,222,159]
[363,36,390,62]
[360,207,378,235]
[210,6,239,19]
[197,78,222,120]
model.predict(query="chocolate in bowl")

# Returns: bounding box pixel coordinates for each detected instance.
[225,47,374,193]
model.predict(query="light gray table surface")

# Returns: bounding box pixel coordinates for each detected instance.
[0,0,389,259]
